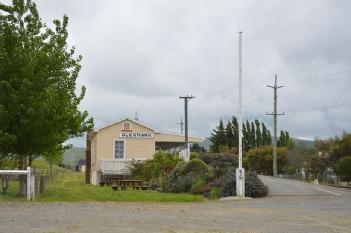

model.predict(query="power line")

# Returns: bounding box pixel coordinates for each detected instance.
[278,55,351,77]
[285,68,351,86]
[207,61,351,124]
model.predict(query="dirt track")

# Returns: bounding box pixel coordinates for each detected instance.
[1,194,351,233]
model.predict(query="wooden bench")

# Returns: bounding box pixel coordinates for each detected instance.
[110,179,150,191]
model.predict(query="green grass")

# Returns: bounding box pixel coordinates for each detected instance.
[0,172,203,202]
[0,181,27,202]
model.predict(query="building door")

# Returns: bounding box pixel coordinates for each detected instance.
[114,140,125,159]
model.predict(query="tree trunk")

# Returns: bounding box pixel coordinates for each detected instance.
[28,155,33,167]
[18,154,27,196]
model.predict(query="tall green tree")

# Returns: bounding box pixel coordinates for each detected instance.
[250,121,256,149]
[278,130,285,147]
[242,122,249,151]
[261,123,272,145]
[0,0,93,193]
[278,130,290,147]
[225,121,235,149]
[209,117,277,153]
[255,119,262,147]
[232,116,239,149]
[209,119,226,153]
[331,133,351,161]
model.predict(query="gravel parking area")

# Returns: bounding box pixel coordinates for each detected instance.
[1,195,351,233]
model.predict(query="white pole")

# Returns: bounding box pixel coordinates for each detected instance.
[236,32,245,197]
[27,167,31,201]
[238,32,243,171]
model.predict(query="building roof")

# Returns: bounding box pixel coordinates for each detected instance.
[97,117,156,132]
[94,116,204,142]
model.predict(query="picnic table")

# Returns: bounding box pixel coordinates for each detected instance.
[111,179,149,191]
[116,179,142,187]
[99,175,126,186]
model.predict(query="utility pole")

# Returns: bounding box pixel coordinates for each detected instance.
[177,116,184,135]
[236,31,245,197]
[267,74,284,177]
[179,95,195,161]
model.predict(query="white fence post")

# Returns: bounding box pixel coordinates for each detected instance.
[0,167,32,201]
[27,167,31,201]
[30,174,35,201]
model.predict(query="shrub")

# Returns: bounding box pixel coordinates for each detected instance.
[209,187,221,199]
[130,151,182,181]
[282,164,299,175]
[246,146,288,175]
[212,167,268,198]
[200,153,238,178]
[148,179,161,190]
[190,177,210,194]
[182,159,212,177]
[336,156,351,176]
[163,160,213,193]
[190,151,201,160]
[163,164,192,193]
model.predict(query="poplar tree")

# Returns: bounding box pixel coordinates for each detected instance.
[232,116,239,149]
[242,122,249,151]
[225,121,235,149]
[244,120,249,149]
[250,122,256,149]
[255,119,262,147]
[209,117,278,152]
[261,123,272,145]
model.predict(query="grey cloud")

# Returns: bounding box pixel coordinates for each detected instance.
[26,0,351,146]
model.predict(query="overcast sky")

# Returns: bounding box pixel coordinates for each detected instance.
[15,0,351,146]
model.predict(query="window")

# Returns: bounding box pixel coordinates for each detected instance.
[123,122,131,130]
[114,140,124,159]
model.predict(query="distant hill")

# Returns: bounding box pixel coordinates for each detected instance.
[292,138,315,148]
[198,137,314,152]
[63,147,85,166]
[198,138,211,151]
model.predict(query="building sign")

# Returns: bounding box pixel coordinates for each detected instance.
[120,132,154,139]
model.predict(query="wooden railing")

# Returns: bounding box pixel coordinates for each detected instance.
[100,160,130,175]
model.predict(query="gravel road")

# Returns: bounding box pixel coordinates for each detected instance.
[1,193,351,233]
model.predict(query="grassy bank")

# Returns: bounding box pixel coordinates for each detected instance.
[39,172,203,202]
[1,172,203,202]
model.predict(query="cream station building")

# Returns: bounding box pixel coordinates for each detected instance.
[86,117,203,185]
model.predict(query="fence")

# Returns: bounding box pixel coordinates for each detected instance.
[277,173,351,187]
[0,167,32,200]
[318,174,351,187]
[100,159,131,175]
[0,167,58,200]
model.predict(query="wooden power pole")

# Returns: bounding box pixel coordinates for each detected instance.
[179,95,195,161]
[267,75,284,177]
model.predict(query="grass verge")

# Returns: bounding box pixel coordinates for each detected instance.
[1,172,203,202]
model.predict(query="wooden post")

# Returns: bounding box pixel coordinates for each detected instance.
[85,130,93,184]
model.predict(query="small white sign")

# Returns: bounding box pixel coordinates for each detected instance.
[120,132,154,139]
